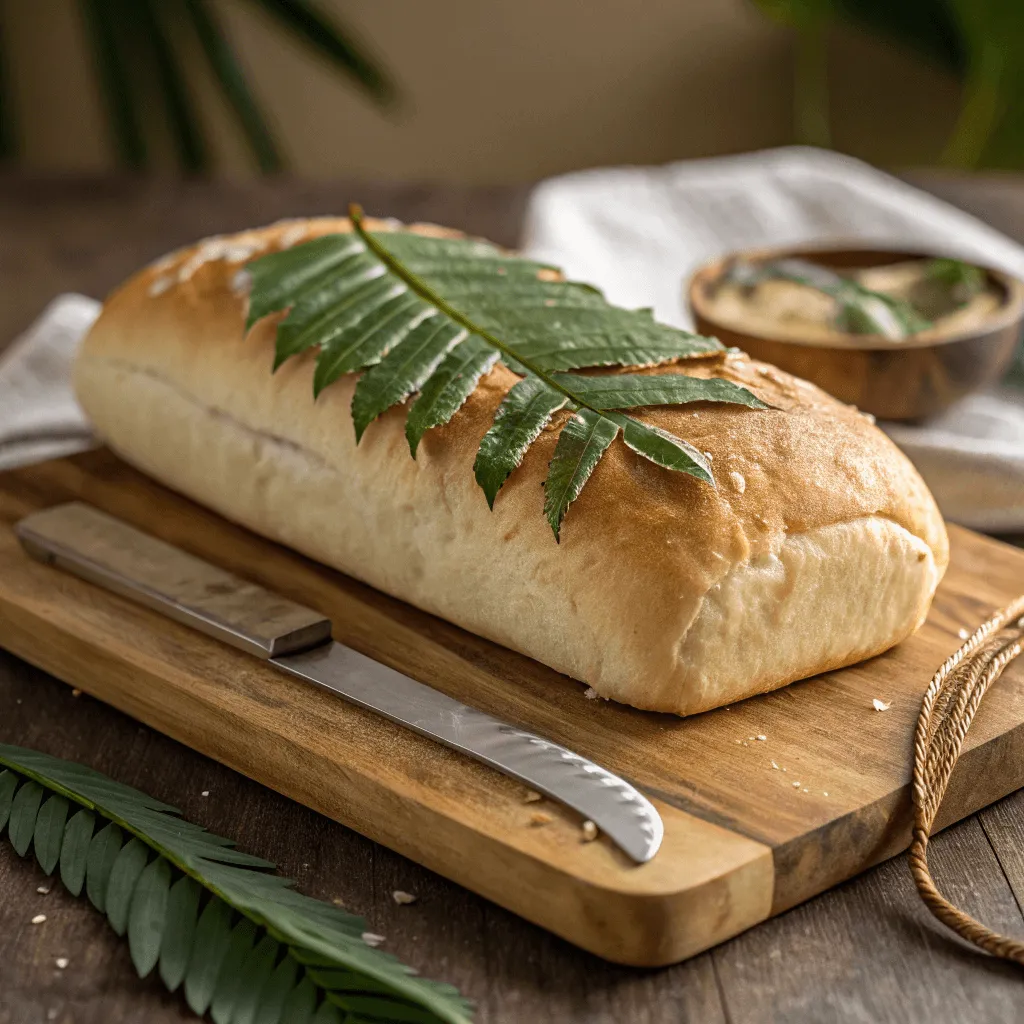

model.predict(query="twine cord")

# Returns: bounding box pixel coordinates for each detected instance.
[909,595,1024,962]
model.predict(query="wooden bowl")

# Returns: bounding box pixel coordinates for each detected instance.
[687,246,1024,422]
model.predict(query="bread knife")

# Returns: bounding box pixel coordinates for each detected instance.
[15,502,663,864]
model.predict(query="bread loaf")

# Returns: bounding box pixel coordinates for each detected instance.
[74,218,949,716]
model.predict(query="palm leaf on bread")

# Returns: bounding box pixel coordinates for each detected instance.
[245,207,766,539]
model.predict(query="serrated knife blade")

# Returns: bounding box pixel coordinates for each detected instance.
[15,502,663,864]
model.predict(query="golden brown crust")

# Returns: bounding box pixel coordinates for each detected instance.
[76,218,949,715]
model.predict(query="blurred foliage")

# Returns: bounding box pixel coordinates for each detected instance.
[755,0,834,146]
[752,0,1024,169]
[0,0,394,173]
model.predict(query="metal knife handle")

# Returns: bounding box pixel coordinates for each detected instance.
[15,503,332,659]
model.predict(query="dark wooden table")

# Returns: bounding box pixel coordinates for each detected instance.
[2,172,1024,1024]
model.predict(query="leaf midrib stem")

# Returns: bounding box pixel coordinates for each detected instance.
[350,205,602,420]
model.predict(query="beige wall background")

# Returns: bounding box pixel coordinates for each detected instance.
[5,0,962,182]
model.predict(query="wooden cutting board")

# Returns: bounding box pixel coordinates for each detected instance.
[1,450,1023,967]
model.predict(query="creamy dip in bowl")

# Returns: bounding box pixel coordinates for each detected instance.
[688,247,1024,421]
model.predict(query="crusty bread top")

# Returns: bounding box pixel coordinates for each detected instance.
[82,217,949,642]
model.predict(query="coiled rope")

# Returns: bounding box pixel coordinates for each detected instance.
[909,595,1024,962]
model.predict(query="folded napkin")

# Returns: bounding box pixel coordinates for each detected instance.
[522,146,1024,533]
[0,295,100,473]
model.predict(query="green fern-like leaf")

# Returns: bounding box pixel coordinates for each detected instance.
[0,744,472,1024]
[245,206,767,540]
[542,408,620,538]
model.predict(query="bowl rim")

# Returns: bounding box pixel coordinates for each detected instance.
[687,244,1024,352]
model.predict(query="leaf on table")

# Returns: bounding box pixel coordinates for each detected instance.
[86,822,125,913]
[185,898,235,1015]
[9,780,43,857]
[229,932,281,1024]
[209,917,259,1024]
[0,742,473,1024]
[160,874,202,992]
[128,856,172,978]
[252,953,301,1024]
[33,794,69,875]
[280,976,318,1022]
[313,1001,344,1024]
[59,808,95,896]
[0,770,15,831]
[106,837,150,936]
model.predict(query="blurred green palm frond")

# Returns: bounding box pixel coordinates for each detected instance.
[751,0,1024,170]
[0,11,13,161]
[1,0,394,173]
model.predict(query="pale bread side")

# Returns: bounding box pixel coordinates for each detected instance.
[74,218,949,715]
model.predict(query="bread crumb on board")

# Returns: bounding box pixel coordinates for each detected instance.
[362,932,386,947]
[872,698,892,712]
[958,627,971,640]
[31,914,46,925]
[392,890,417,905]
[55,958,69,970]
[581,820,599,842]
[523,790,543,803]
[529,812,553,827]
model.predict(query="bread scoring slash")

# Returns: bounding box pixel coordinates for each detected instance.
[73,217,948,716]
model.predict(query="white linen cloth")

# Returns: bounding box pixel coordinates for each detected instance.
[1,147,1023,531]
[0,295,100,472]
[522,146,1024,532]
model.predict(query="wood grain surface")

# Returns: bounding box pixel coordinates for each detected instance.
[2,448,1024,970]
[3,173,1024,1022]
